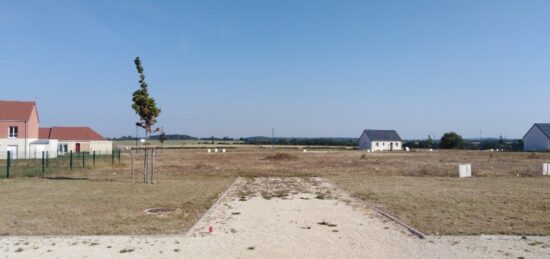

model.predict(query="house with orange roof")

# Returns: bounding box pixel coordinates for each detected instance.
[1,100,112,159]
[39,127,112,154]
[0,100,58,159]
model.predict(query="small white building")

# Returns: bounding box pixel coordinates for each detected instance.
[358,129,403,151]
[523,123,550,151]
[39,127,112,155]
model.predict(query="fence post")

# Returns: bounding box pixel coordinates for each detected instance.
[42,151,45,175]
[46,152,49,168]
[112,150,115,165]
[70,151,73,170]
[131,149,134,182]
[118,149,121,164]
[82,152,85,168]
[93,151,96,167]
[6,151,10,178]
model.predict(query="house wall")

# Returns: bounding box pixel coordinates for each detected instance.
[0,138,31,159]
[358,132,371,150]
[524,126,550,151]
[27,107,39,138]
[58,141,112,154]
[90,141,113,155]
[0,121,29,138]
[29,140,58,159]
[0,106,39,139]
[370,141,402,151]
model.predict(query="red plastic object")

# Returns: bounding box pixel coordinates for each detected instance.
[208,226,213,233]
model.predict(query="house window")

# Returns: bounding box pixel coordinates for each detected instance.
[58,144,68,153]
[8,126,18,138]
[395,142,399,147]
[376,142,379,147]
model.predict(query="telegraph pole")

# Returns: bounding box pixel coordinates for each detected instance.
[272,128,275,152]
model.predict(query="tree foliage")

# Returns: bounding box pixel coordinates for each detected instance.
[132,57,161,137]
[439,132,464,149]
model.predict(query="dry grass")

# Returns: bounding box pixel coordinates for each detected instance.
[148,149,550,178]
[2,148,550,235]
[0,174,234,235]
[330,175,550,235]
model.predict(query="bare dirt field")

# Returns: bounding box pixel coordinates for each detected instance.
[1,177,549,258]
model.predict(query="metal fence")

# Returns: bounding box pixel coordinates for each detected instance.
[0,150,122,178]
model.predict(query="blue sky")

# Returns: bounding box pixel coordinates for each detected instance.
[1,0,549,139]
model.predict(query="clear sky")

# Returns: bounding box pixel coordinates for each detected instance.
[1,0,549,139]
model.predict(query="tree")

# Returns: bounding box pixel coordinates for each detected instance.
[131,57,161,184]
[426,135,434,149]
[132,57,161,139]
[439,132,463,149]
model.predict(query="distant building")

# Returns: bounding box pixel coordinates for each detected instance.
[358,129,402,151]
[39,127,112,154]
[523,123,550,151]
[0,100,58,159]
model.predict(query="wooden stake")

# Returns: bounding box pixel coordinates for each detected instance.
[131,149,135,182]
[151,149,155,184]
[143,149,147,183]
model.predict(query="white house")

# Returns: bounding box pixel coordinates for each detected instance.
[39,127,112,155]
[358,129,402,151]
[523,123,550,151]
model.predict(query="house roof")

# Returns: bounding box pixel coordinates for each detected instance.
[39,127,105,141]
[524,123,550,140]
[0,100,36,121]
[362,129,402,141]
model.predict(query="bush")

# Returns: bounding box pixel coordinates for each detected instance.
[439,132,464,149]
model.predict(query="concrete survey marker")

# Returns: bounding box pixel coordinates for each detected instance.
[459,164,472,178]
[542,163,550,176]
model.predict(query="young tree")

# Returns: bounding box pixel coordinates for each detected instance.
[439,132,464,149]
[132,57,161,139]
[131,57,161,184]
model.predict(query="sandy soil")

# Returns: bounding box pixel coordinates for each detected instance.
[1,177,549,258]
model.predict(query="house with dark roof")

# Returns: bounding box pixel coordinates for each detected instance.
[39,127,112,154]
[523,123,550,151]
[0,100,58,159]
[358,129,402,151]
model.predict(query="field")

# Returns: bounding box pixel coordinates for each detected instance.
[0,174,233,235]
[1,148,549,236]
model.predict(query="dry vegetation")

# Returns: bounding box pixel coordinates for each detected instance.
[0,174,233,235]
[331,175,550,235]
[1,148,550,235]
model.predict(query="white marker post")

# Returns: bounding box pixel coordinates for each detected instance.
[542,163,549,176]
[459,164,472,178]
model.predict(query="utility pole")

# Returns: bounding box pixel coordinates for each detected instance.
[272,128,275,152]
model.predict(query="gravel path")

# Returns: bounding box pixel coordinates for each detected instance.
[1,177,549,258]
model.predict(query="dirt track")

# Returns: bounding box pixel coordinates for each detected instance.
[1,177,549,258]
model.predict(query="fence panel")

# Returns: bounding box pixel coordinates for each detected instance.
[0,149,122,178]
